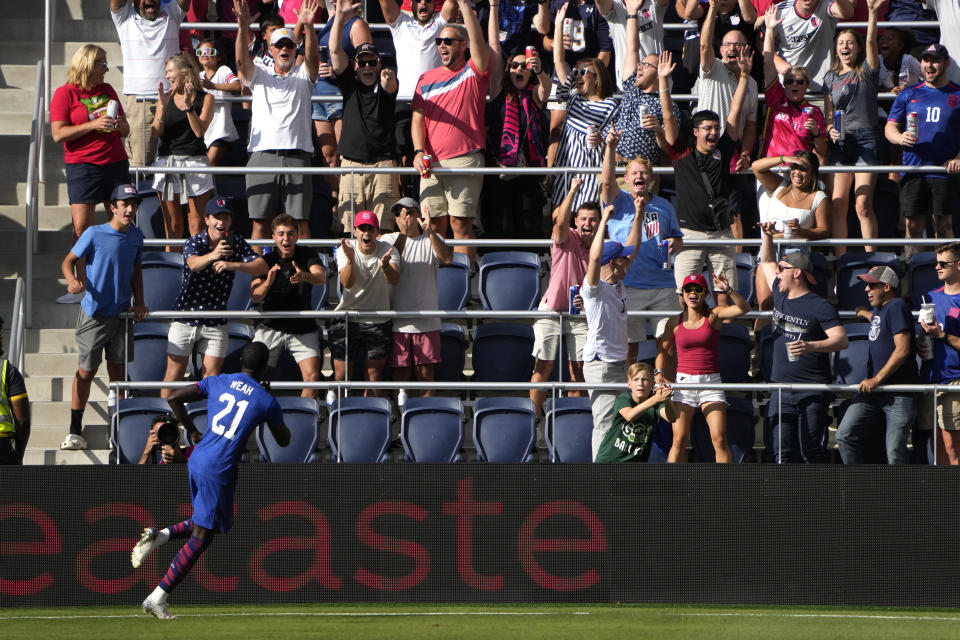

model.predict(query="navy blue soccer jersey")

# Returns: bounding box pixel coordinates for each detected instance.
[187,373,283,482]
[888,81,960,175]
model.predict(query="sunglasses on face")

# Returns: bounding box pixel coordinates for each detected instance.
[356,57,379,67]
[435,37,464,46]
[776,263,798,273]
[682,285,705,294]
[572,67,596,78]
[196,47,218,57]
[273,41,296,50]
[937,260,958,268]
[783,77,808,86]
[508,61,528,70]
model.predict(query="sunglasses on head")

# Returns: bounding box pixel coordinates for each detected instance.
[435,37,464,46]
[196,47,218,57]
[572,67,596,78]
[937,260,958,268]
[783,77,808,86]
[682,284,705,294]
[356,57,379,67]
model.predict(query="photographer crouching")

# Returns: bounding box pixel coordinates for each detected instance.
[138,413,200,464]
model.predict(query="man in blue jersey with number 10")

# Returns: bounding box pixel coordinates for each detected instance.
[131,341,290,620]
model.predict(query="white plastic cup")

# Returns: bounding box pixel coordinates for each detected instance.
[787,340,800,362]
[920,303,936,325]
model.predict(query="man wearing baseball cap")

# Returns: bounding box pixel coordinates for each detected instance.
[234,0,321,244]
[885,42,960,257]
[582,203,642,460]
[758,225,848,463]
[922,0,960,84]
[60,183,149,450]
[326,4,402,235]
[333,210,401,394]
[836,266,918,465]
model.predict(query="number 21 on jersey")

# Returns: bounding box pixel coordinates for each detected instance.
[210,392,249,440]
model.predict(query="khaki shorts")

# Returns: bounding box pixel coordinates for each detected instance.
[253,325,321,367]
[626,286,680,343]
[167,321,228,358]
[532,305,587,362]
[337,158,401,234]
[75,308,133,372]
[123,94,157,167]
[937,380,960,431]
[419,151,483,219]
[672,227,738,291]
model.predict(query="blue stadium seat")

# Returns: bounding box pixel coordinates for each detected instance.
[191,322,253,378]
[438,251,471,311]
[471,323,535,382]
[718,323,752,384]
[256,397,320,463]
[473,397,536,462]
[110,398,174,464]
[833,322,872,385]
[136,194,164,240]
[400,397,465,462]
[141,252,184,312]
[477,251,541,310]
[756,324,776,383]
[543,396,593,462]
[127,322,171,389]
[908,252,939,310]
[309,252,331,311]
[185,400,209,435]
[691,396,756,463]
[227,270,253,311]
[835,251,901,311]
[327,396,392,462]
[436,323,466,382]
[735,252,756,304]
[635,340,658,366]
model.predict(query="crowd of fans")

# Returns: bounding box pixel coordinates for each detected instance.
[35,0,960,465]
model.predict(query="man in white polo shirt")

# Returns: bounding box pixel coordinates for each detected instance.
[110,0,188,166]
[596,0,667,90]
[234,0,319,243]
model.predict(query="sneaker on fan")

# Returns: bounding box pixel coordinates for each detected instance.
[142,597,175,620]
[131,528,159,568]
[55,291,84,304]
[59,433,87,450]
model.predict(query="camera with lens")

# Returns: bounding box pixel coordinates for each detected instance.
[155,414,181,446]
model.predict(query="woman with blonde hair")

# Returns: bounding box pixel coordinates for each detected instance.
[50,44,130,303]
[151,52,215,242]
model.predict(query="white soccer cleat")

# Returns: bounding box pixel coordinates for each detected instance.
[142,597,176,620]
[131,528,159,568]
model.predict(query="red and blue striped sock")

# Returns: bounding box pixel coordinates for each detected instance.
[158,535,209,594]
[165,520,193,540]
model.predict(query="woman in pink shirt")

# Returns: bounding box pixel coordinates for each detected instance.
[657,272,750,463]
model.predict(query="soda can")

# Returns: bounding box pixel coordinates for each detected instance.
[637,103,650,122]
[525,45,537,69]
[421,154,433,178]
[906,112,919,138]
[833,109,844,141]
[586,125,598,148]
[658,240,670,270]
[106,99,119,120]
[569,285,580,315]
[563,18,574,40]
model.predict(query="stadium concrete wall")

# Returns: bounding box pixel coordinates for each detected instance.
[1,465,957,607]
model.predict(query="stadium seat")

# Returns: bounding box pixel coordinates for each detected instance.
[309,252,331,311]
[477,251,541,310]
[136,194,164,240]
[256,397,320,463]
[400,397,464,462]
[127,322,171,389]
[835,251,901,311]
[735,252,756,304]
[141,252,184,312]
[908,252,939,310]
[438,251,471,311]
[436,323,466,382]
[471,323,535,382]
[809,250,830,300]
[756,324,776,383]
[635,340,658,366]
[327,396,392,462]
[833,322,872,386]
[191,322,253,378]
[472,397,536,462]
[543,396,593,462]
[185,400,209,435]
[718,323,752,384]
[227,270,253,311]
[110,398,175,464]
[690,396,756,463]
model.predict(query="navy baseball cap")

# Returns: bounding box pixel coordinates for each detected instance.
[600,241,634,266]
[205,196,234,217]
[921,44,949,60]
[110,184,140,203]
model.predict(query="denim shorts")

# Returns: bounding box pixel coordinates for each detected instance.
[65,160,131,205]
[829,127,880,166]
[311,78,343,122]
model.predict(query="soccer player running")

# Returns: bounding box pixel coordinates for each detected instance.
[131,342,290,619]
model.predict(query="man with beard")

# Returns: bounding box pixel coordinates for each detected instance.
[652,50,750,305]
[885,44,960,249]
[600,132,682,374]
[234,0,320,243]
[378,0,457,162]
[412,0,490,265]
[329,0,401,233]
[110,0,188,166]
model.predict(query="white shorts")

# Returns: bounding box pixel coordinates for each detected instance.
[253,325,321,367]
[152,155,215,203]
[167,321,228,358]
[674,372,726,408]
[531,305,587,361]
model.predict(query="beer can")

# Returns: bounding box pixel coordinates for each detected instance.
[906,112,919,138]
[833,109,844,140]
[637,103,650,122]
[563,18,574,40]
[569,285,580,315]
[106,99,119,119]
[421,154,433,178]
[525,45,537,69]
[317,45,329,64]
[659,239,670,270]
[586,125,598,148]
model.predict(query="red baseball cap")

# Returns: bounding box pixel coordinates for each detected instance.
[681,274,708,290]
[353,210,379,229]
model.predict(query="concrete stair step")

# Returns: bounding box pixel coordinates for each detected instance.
[0,230,76,256]
[0,45,125,75]
[0,88,44,112]
[25,374,114,403]
[25,348,91,375]
[0,204,76,231]
[0,113,35,136]
[32,399,115,426]
[22,449,111,464]
[7,181,70,209]
[24,328,81,354]
[0,64,69,90]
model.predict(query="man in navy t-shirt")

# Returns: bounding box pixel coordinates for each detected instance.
[131,342,289,619]
[836,266,918,465]
[758,224,848,463]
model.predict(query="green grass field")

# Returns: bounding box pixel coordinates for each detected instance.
[3,603,959,640]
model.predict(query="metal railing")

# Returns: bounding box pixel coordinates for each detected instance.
[8,278,26,373]
[24,61,45,330]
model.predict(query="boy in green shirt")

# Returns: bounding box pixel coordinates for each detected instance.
[595,362,678,463]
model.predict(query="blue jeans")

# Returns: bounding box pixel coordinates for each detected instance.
[836,392,917,465]
[766,390,832,463]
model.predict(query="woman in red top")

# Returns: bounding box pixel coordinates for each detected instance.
[657,272,750,463]
[50,44,130,303]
